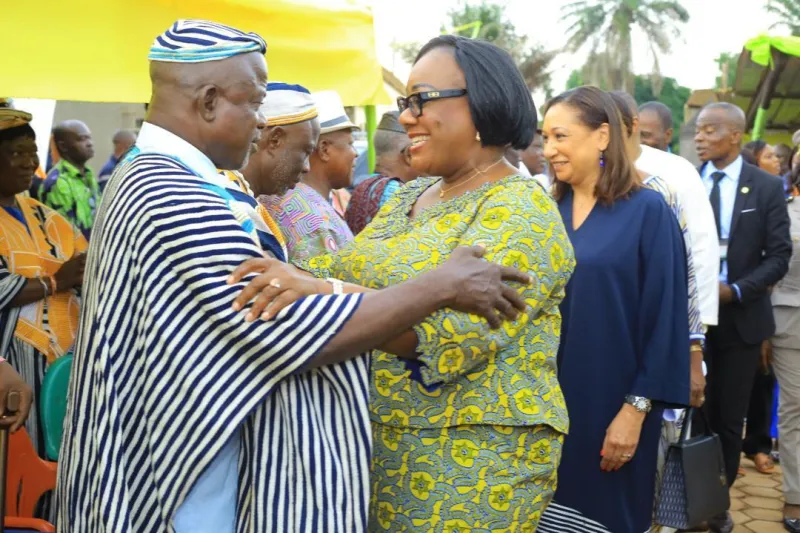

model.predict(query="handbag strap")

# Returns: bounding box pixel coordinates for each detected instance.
[678,408,716,442]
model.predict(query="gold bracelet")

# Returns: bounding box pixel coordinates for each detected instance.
[690,344,704,353]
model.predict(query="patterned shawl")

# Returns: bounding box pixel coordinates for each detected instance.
[0,195,87,361]
[344,175,403,235]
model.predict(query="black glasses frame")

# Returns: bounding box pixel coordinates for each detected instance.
[397,89,468,117]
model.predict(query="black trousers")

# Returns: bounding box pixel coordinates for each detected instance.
[742,366,776,456]
[694,308,762,487]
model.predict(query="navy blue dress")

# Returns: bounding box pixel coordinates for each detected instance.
[538,188,691,533]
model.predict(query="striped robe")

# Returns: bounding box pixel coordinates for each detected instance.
[55,152,371,532]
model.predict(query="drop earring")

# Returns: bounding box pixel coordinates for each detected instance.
[475,132,481,143]
[599,151,606,167]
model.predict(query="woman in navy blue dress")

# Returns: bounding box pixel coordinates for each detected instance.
[537,87,691,533]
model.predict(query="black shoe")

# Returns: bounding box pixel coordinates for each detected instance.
[785,517,800,533]
[708,511,733,533]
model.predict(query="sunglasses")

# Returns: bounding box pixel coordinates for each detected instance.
[397,89,467,118]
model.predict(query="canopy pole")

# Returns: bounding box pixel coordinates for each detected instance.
[749,48,788,140]
[365,105,377,173]
[752,107,767,140]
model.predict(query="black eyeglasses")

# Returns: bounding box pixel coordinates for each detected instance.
[397,89,467,118]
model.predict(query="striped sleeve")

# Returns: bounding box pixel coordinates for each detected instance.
[57,158,363,532]
[0,256,25,357]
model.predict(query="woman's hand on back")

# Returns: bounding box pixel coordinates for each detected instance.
[228,245,530,328]
[228,257,325,322]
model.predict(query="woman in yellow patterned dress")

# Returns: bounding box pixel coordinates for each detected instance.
[299,36,575,532]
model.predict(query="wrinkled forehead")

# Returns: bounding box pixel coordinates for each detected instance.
[0,135,37,152]
[697,108,734,130]
[638,109,665,130]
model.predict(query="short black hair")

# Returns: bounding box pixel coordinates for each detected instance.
[742,139,768,166]
[0,123,36,144]
[638,101,674,130]
[415,35,536,150]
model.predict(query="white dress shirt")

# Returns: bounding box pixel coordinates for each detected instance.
[636,145,721,326]
[700,155,743,290]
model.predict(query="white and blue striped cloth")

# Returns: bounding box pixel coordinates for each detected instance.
[148,19,267,63]
[55,123,371,532]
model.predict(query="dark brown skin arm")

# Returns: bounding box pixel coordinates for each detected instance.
[9,277,51,307]
[229,246,529,370]
[306,270,451,369]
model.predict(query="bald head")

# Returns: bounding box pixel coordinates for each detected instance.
[53,120,94,168]
[112,129,137,157]
[701,102,746,131]
[147,52,268,170]
[695,102,747,167]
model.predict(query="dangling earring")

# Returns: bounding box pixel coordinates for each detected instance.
[599,151,606,167]
[475,132,481,143]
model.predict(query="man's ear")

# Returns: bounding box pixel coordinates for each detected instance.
[198,85,219,122]
[266,127,285,152]
[316,137,332,162]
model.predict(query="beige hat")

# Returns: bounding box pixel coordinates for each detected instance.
[313,91,358,135]
[792,129,800,147]
[0,98,32,131]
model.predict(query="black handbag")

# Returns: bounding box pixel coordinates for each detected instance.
[654,408,730,529]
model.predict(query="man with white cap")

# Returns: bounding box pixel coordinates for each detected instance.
[56,19,531,533]
[241,82,320,198]
[221,81,322,262]
[262,90,358,263]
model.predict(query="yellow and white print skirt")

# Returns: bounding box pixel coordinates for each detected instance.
[369,423,564,533]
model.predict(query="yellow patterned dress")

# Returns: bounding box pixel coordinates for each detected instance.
[305,175,575,532]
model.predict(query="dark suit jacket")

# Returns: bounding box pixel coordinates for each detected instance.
[700,160,793,344]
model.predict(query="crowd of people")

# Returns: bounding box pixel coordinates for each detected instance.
[0,17,798,533]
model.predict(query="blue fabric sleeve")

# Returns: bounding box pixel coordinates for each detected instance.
[379,180,403,208]
[731,283,742,302]
[631,198,691,407]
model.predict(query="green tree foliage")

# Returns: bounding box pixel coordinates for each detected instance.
[765,0,800,36]
[561,0,690,93]
[391,1,556,93]
[714,52,738,90]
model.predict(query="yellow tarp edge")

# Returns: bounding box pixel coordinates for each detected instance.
[0,0,391,106]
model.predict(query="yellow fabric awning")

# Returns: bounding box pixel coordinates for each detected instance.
[0,0,390,106]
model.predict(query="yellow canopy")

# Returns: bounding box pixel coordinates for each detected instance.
[0,0,390,106]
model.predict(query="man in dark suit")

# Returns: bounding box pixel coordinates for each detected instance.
[694,102,792,533]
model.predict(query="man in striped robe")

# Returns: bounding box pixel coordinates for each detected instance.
[55,19,528,533]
